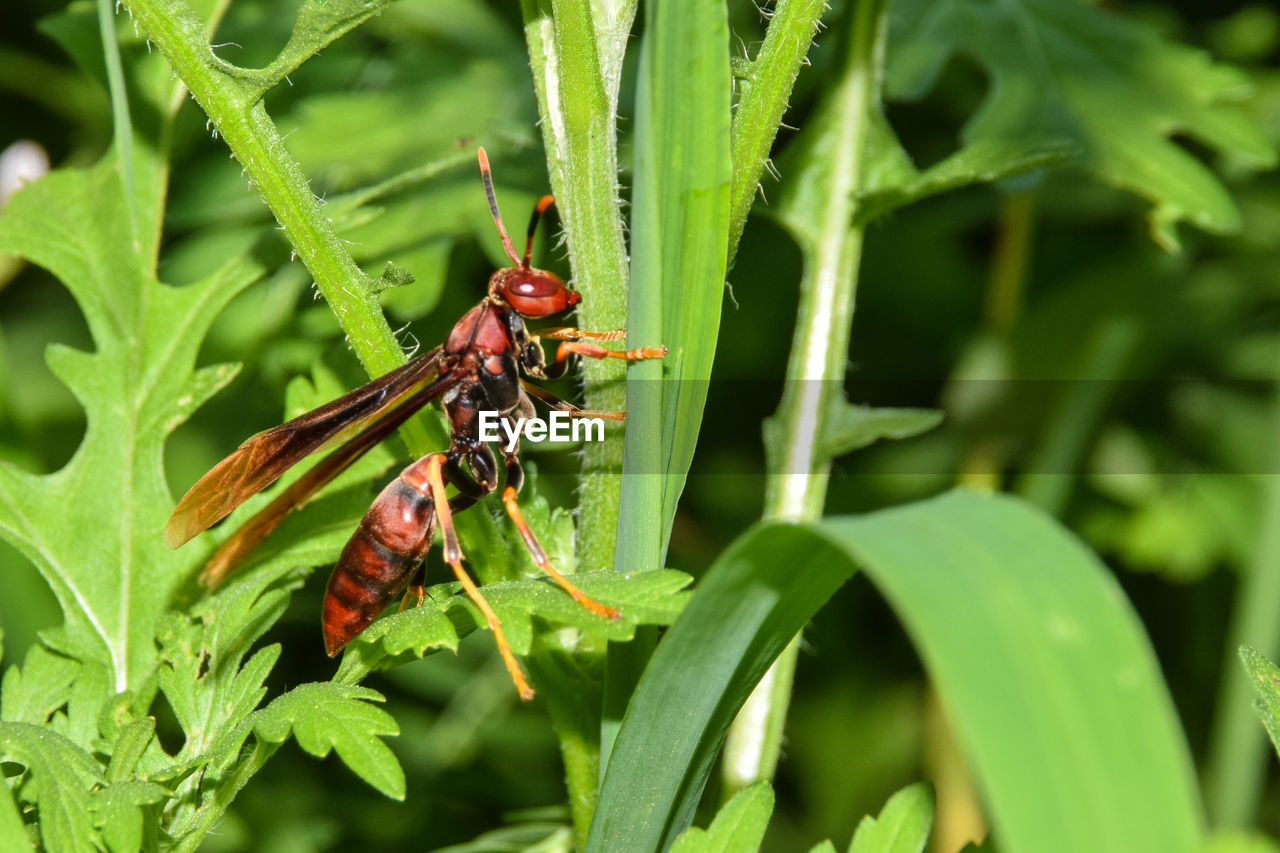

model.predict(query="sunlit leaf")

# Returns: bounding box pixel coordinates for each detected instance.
[887,0,1277,248]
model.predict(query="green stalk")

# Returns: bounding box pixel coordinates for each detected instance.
[123,0,439,454]
[727,0,827,260]
[97,0,139,246]
[520,2,634,844]
[521,0,633,574]
[722,0,889,795]
[1205,383,1280,827]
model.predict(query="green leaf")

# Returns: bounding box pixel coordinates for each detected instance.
[0,722,105,853]
[1240,644,1280,761]
[93,778,170,853]
[814,404,942,463]
[252,682,404,799]
[589,527,855,852]
[0,642,81,724]
[1194,832,1280,853]
[623,0,732,564]
[591,491,1203,853]
[848,782,933,853]
[105,718,155,783]
[886,0,1277,249]
[0,154,263,696]
[0,775,26,853]
[335,569,692,683]
[158,558,302,772]
[669,782,774,853]
[855,123,1074,226]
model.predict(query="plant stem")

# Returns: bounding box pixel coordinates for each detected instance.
[1205,383,1280,827]
[521,0,633,576]
[727,0,827,261]
[722,0,888,795]
[124,0,440,455]
[97,0,139,248]
[984,192,1036,331]
[520,2,633,842]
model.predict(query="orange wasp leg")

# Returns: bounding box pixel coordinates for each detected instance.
[553,341,668,365]
[540,327,628,342]
[425,453,534,701]
[501,484,620,621]
[398,564,427,612]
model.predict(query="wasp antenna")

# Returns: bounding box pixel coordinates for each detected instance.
[523,195,555,268]
[477,147,521,267]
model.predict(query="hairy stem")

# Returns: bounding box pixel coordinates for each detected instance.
[520,1,634,842]
[727,0,827,260]
[723,0,888,795]
[124,0,440,454]
[522,0,634,575]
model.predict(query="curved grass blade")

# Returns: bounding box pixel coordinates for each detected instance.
[590,490,1203,853]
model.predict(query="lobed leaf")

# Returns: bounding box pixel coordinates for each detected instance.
[252,682,404,799]
[886,0,1278,249]
[848,782,933,853]
[335,569,692,683]
[669,782,775,853]
[0,722,105,853]
[0,153,264,696]
[1240,644,1280,762]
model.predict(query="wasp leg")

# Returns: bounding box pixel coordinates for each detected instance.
[520,380,625,421]
[540,327,627,342]
[501,457,620,621]
[553,341,667,365]
[425,453,534,701]
[398,563,427,612]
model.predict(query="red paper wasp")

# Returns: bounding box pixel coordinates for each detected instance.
[165,148,665,700]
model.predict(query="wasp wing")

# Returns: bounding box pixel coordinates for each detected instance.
[197,369,457,587]
[165,348,446,549]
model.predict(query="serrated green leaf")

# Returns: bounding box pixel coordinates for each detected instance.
[0,154,264,697]
[0,643,80,724]
[848,782,933,853]
[886,0,1277,249]
[106,718,155,783]
[371,260,416,294]
[260,0,395,92]
[855,121,1074,226]
[669,782,774,853]
[252,682,404,799]
[1240,644,1280,761]
[0,722,105,853]
[336,569,691,683]
[158,559,301,767]
[93,778,170,853]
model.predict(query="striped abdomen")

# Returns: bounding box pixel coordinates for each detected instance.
[323,457,437,655]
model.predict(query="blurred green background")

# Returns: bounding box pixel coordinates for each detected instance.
[1,0,1278,849]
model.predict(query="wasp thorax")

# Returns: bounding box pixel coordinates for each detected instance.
[490,267,580,317]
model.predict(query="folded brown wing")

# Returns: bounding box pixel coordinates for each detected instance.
[165,349,445,549]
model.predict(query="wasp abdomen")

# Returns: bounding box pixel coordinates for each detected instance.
[323,463,436,656]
